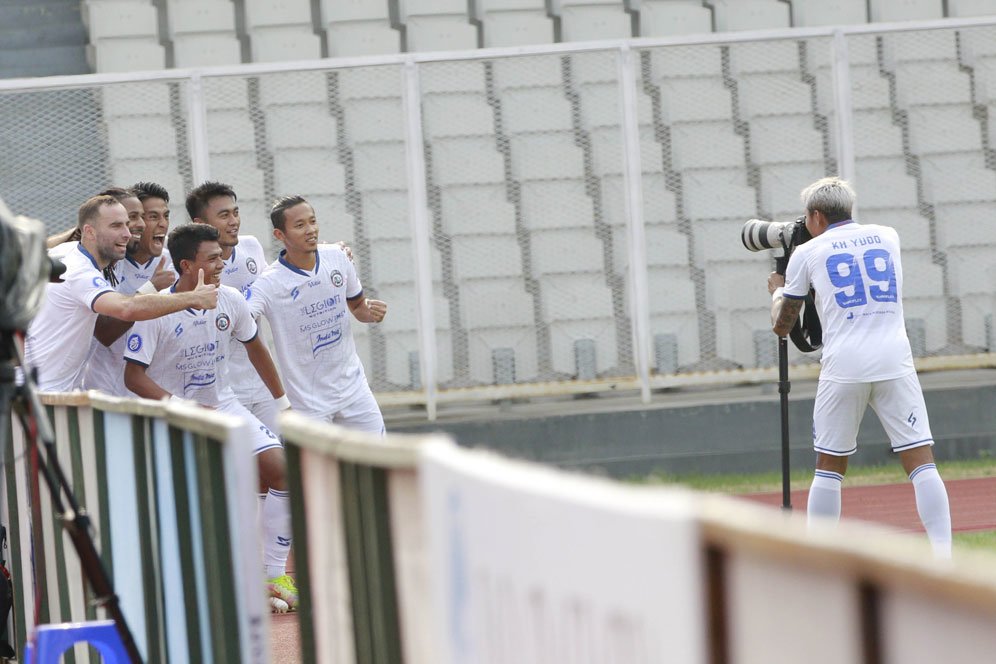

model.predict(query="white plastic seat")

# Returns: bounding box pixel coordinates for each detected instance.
[87,40,165,72]
[758,161,825,218]
[578,82,629,128]
[650,312,701,369]
[357,191,408,240]
[452,234,525,280]
[419,61,488,94]
[559,5,631,42]
[206,110,256,153]
[920,153,996,204]
[106,116,180,159]
[670,123,745,170]
[249,27,322,62]
[638,1,712,37]
[894,62,973,106]
[657,78,734,123]
[589,127,662,177]
[337,67,405,100]
[481,11,554,47]
[267,106,338,149]
[958,25,996,63]
[934,203,996,250]
[852,109,904,159]
[431,137,506,186]
[405,15,478,51]
[501,87,574,134]
[869,0,943,22]
[272,149,348,195]
[531,228,606,275]
[342,98,406,143]
[111,160,185,208]
[477,0,546,10]
[258,71,330,106]
[375,328,455,387]
[549,317,619,376]
[422,94,494,139]
[101,84,171,118]
[510,133,586,180]
[600,173,678,227]
[467,326,539,384]
[711,0,790,32]
[816,65,893,113]
[327,20,400,56]
[84,1,159,40]
[728,40,800,75]
[439,184,517,235]
[401,0,467,15]
[902,250,946,297]
[908,105,983,154]
[880,30,958,64]
[949,0,996,17]
[244,0,312,28]
[682,169,756,220]
[353,141,409,191]
[322,0,389,21]
[167,1,241,66]
[173,35,242,66]
[737,75,813,118]
[461,278,537,327]
[974,57,996,106]
[749,115,825,164]
[789,0,868,26]
[854,157,919,209]
[519,180,595,229]
[492,56,564,89]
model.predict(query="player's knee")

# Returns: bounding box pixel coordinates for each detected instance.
[257,447,288,491]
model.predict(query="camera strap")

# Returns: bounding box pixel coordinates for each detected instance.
[789,291,823,353]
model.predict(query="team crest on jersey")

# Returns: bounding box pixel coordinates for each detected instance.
[331,270,344,288]
[92,276,108,288]
[126,334,142,352]
[216,313,231,331]
[247,257,258,274]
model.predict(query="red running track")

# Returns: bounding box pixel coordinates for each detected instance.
[740,476,996,533]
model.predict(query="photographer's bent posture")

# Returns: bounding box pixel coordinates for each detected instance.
[24,195,218,392]
[767,177,952,558]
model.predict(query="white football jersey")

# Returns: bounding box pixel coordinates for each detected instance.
[783,221,914,382]
[84,250,173,396]
[247,245,367,418]
[218,236,270,403]
[123,285,257,407]
[25,245,115,392]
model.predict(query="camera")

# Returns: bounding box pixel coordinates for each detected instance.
[0,196,59,332]
[741,216,812,257]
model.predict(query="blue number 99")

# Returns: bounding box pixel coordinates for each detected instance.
[863,248,897,302]
[826,253,867,308]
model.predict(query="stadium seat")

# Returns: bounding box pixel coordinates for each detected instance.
[638,1,712,37]
[510,133,586,180]
[501,87,575,133]
[341,98,406,143]
[451,234,525,279]
[949,0,996,16]
[682,169,756,220]
[531,228,606,275]
[244,0,312,28]
[405,16,479,51]
[549,317,620,376]
[439,184,518,235]
[645,226,691,266]
[481,11,554,47]
[336,66,404,100]
[492,55,564,89]
[934,202,996,250]
[852,109,905,158]
[648,44,725,78]
[87,39,165,72]
[431,137,507,186]
[710,0,790,32]
[695,219,762,263]
[467,326,540,383]
[869,0,943,22]
[266,106,339,150]
[749,115,825,164]
[655,78,735,124]
[356,190,407,240]
[577,82,652,128]
[272,149,348,196]
[423,94,494,138]
[907,105,983,154]
[788,0,867,26]
[520,179,595,229]
[880,30,958,64]
[728,40,800,75]
[854,157,921,209]
[558,5,632,42]
[244,0,321,61]
[83,0,158,40]
[857,208,932,251]
[589,128,663,177]
[328,20,401,56]
[600,173,679,227]
[737,74,813,118]
[419,60,488,94]
[919,153,996,204]
[353,141,409,191]
[166,1,241,67]
[257,70,330,106]
[380,327,456,388]
[903,296,948,352]
[669,123,745,170]
[894,62,973,106]
[461,278,537,327]
[758,161,825,218]
[206,110,256,153]
[713,307,776,368]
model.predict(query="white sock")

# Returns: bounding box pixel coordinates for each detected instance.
[262,488,292,578]
[909,463,952,559]
[807,470,843,524]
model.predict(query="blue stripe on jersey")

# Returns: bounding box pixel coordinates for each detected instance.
[814,443,857,455]
[278,249,320,276]
[238,329,259,345]
[892,438,933,452]
[908,463,936,480]
[90,290,113,311]
[77,243,101,270]
[782,292,807,300]
[346,289,364,301]
[124,357,149,368]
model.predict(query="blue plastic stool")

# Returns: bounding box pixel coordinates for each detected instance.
[23,620,130,664]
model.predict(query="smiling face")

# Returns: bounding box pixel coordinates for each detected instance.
[87,202,131,266]
[274,202,319,255]
[195,195,241,250]
[181,239,224,287]
[120,195,146,255]
[137,196,170,260]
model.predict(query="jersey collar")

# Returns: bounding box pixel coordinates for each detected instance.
[278,249,320,276]
[125,254,157,269]
[827,219,855,231]
[76,243,102,270]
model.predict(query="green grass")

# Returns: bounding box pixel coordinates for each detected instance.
[954,530,996,550]
[633,457,996,495]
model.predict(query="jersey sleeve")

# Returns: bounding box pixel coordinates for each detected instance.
[245,275,270,318]
[783,246,812,300]
[345,254,363,300]
[66,265,116,311]
[122,319,159,367]
[229,291,259,343]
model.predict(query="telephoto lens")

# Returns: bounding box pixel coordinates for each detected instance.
[741,218,792,252]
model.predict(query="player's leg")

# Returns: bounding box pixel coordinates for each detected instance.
[332,386,385,436]
[871,374,951,558]
[808,380,867,522]
[249,397,281,437]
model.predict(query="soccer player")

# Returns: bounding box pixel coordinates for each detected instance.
[85,187,177,395]
[122,223,299,610]
[24,195,217,392]
[768,176,952,557]
[247,195,387,434]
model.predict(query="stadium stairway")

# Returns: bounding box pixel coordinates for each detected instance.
[0,0,89,79]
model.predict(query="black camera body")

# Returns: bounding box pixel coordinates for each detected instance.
[0,197,55,332]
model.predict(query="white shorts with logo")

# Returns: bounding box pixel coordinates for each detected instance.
[813,372,933,457]
[218,398,284,455]
[317,386,385,436]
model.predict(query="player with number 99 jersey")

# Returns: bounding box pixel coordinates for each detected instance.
[783,221,914,383]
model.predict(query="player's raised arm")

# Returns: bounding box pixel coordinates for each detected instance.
[93,268,218,321]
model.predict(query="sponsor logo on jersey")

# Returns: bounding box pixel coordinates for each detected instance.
[92,276,108,288]
[290,286,300,301]
[126,334,142,352]
[247,257,258,274]
[183,370,216,392]
[310,325,342,356]
[216,313,231,331]
[174,323,184,338]
[331,270,344,288]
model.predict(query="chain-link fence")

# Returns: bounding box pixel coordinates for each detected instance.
[2,20,995,415]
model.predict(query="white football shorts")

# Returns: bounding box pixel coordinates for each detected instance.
[812,372,933,456]
[218,398,284,455]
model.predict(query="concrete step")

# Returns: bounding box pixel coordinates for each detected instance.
[0,3,82,29]
[0,45,89,78]
[0,22,87,50]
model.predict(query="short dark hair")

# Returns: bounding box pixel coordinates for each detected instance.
[167,223,220,274]
[270,195,309,231]
[132,181,170,203]
[97,187,138,203]
[186,181,237,221]
[77,195,121,230]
